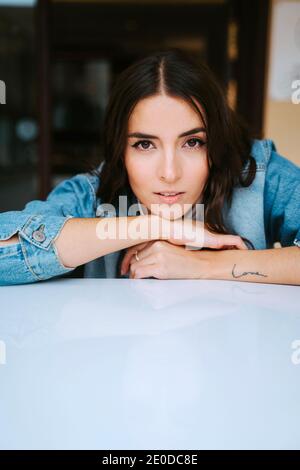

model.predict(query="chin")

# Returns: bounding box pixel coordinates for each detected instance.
[148,203,186,221]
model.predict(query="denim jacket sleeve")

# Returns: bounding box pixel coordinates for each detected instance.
[264,149,300,248]
[0,172,99,286]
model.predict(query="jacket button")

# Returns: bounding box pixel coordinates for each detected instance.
[32,225,46,243]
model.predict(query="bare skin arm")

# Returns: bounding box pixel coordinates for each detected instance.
[53,215,160,268]
[0,235,19,245]
[201,246,300,285]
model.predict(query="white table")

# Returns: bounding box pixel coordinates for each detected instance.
[0,278,300,450]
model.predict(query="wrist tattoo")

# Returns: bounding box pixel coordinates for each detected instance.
[231,263,268,278]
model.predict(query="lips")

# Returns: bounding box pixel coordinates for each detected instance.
[154,191,185,195]
[154,192,185,203]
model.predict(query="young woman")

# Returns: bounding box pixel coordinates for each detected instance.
[0,49,299,285]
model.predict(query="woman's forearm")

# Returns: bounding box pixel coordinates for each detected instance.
[54,215,163,268]
[205,246,300,285]
[0,234,19,246]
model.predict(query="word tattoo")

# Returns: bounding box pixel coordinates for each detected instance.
[231,263,268,279]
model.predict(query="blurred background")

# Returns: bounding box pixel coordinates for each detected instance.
[0,0,299,212]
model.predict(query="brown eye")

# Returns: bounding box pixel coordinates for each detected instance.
[185,138,206,148]
[131,140,154,151]
[140,141,151,150]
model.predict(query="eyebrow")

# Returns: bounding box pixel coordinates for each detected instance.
[127,127,206,139]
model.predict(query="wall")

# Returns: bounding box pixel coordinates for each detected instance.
[264,0,300,165]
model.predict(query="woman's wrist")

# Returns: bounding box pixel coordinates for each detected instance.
[196,248,251,281]
[208,246,300,284]
[142,214,174,241]
[192,249,218,279]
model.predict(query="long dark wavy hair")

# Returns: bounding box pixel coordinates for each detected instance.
[89,48,256,244]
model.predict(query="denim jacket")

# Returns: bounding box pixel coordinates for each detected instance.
[0,139,299,285]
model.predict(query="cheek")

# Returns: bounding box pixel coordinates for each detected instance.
[125,157,151,190]
[187,159,209,192]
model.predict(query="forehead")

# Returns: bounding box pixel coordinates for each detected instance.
[128,94,204,131]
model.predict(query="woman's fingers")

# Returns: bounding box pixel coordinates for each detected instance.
[169,219,248,250]
[120,241,152,275]
[129,253,157,278]
[169,219,248,251]
[208,233,248,250]
[130,262,159,279]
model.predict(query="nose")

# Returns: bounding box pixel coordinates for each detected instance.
[157,150,182,183]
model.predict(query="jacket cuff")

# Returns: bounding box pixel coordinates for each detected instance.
[18,215,75,280]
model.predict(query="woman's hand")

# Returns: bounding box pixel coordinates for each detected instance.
[120,240,213,279]
[167,218,248,250]
[120,217,248,279]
